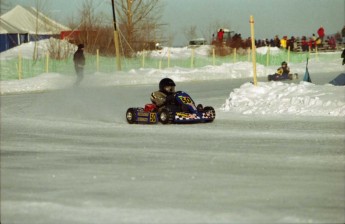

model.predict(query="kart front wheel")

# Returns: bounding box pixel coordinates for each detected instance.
[126,108,136,124]
[159,108,173,124]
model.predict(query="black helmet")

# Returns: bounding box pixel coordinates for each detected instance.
[281,61,287,66]
[159,78,176,94]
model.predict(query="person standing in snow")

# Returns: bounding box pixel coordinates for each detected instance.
[73,44,85,86]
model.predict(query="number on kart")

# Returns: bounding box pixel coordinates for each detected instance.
[150,113,156,123]
[180,96,192,104]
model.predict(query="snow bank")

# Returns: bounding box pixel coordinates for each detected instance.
[0,38,76,60]
[221,81,345,116]
[147,45,212,59]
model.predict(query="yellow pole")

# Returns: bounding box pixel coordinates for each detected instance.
[18,49,22,80]
[315,45,319,61]
[113,30,121,71]
[250,15,257,86]
[212,48,215,66]
[142,50,145,68]
[96,49,99,72]
[266,46,270,66]
[191,48,194,68]
[233,48,237,63]
[45,51,49,73]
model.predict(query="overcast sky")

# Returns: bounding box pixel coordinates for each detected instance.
[4,0,345,46]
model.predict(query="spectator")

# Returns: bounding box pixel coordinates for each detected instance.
[327,36,336,50]
[301,36,308,51]
[217,29,224,43]
[280,36,287,49]
[308,37,316,51]
[274,35,280,48]
[73,44,85,86]
[317,26,325,43]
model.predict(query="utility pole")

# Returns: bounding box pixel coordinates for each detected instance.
[111,0,121,71]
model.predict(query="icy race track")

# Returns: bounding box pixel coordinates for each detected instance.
[1,78,344,224]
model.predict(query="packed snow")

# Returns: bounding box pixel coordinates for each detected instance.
[1,40,344,224]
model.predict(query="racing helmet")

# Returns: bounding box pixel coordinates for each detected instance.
[281,61,287,66]
[159,78,176,94]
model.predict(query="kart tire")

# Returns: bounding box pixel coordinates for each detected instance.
[203,106,216,122]
[159,108,173,124]
[126,108,136,124]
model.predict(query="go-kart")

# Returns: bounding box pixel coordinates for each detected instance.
[126,91,216,124]
[268,73,298,81]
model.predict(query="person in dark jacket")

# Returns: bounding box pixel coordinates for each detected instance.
[73,44,85,86]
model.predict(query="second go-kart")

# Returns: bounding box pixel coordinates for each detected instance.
[126,91,215,124]
[268,73,298,81]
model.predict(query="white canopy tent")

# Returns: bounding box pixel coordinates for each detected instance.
[0,5,70,52]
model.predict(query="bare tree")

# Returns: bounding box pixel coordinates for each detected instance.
[114,0,164,56]
[183,25,198,43]
[32,0,47,61]
[73,0,115,55]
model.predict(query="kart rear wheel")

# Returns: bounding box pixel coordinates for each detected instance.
[159,108,173,124]
[126,108,136,124]
[204,106,216,122]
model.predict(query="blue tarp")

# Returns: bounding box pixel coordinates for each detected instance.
[329,73,345,86]
[0,33,52,52]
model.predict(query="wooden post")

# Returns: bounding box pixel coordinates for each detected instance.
[114,31,121,71]
[191,48,195,68]
[142,50,145,68]
[18,48,22,80]
[212,48,215,66]
[250,15,257,86]
[96,49,99,72]
[233,48,237,63]
[315,45,319,61]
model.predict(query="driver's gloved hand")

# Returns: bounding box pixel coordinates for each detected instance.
[165,94,175,104]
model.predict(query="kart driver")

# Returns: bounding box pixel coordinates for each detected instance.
[275,61,291,79]
[150,78,176,107]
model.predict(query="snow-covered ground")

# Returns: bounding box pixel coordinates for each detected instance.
[1,41,345,223]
